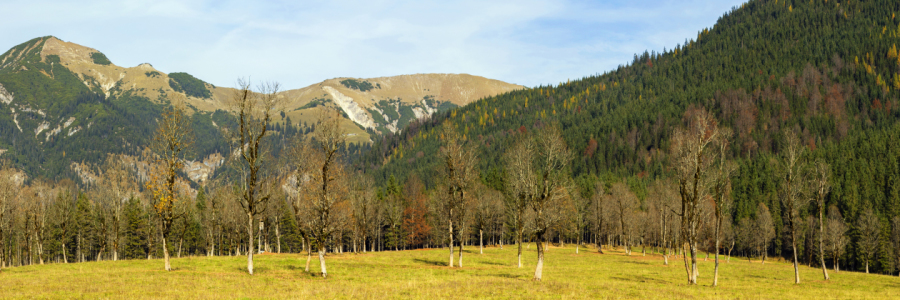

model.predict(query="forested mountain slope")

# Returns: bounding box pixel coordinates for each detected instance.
[361,0,900,273]
[0,36,519,182]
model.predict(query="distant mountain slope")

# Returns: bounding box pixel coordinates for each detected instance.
[0,36,521,181]
[280,74,524,136]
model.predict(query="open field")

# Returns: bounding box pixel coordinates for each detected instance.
[2,245,898,299]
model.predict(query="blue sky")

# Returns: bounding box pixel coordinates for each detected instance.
[1,0,747,90]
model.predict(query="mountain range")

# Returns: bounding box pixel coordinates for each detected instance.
[0,36,522,182]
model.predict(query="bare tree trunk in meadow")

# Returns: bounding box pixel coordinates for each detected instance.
[480,229,483,254]
[449,221,454,267]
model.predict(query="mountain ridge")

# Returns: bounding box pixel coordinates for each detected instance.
[0,35,522,182]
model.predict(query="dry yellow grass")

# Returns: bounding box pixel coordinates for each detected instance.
[2,244,897,299]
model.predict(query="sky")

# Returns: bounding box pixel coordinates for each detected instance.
[1,0,747,90]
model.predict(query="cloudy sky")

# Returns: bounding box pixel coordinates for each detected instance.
[1,0,746,90]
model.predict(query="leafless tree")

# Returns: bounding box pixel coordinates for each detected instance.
[812,161,831,280]
[824,205,848,272]
[569,186,590,254]
[27,180,52,265]
[505,136,534,267]
[146,104,193,271]
[755,202,776,264]
[778,129,810,284]
[610,182,637,255]
[590,182,607,254]
[98,155,135,261]
[856,208,881,274]
[735,217,753,261]
[504,124,572,280]
[473,184,502,254]
[292,108,350,278]
[439,121,478,268]
[650,179,678,265]
[230,79,281,275]
[202,183,226,256]
[670,107,723,284]
[0,163,20,269]
[351,174,381,253]
[711,129,735,286]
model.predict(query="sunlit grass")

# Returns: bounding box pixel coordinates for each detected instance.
[2,244,897,299]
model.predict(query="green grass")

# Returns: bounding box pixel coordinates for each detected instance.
[1,245,898,299]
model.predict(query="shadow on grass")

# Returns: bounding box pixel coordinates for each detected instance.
[233,267,270,273]
[619,260,653,266]
[480,261,507,266]
[612,275,668,284]
[413,258,447,266]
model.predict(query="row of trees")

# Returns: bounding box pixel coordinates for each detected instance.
[1,101,897,287]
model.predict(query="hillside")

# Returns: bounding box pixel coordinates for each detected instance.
[0,36,521,181]
[362,0,900,274]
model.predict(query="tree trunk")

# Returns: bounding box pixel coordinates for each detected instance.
[305,239,312,272]
[833,255,839,272]
[458,239,464,268]
[247,213,255,275]
[682,242,691,283]
[319,246,328,278]
[713,217,721,287]
[480,229,483,255]
[792,241,800,284]
[818,209,829,280]
[866,260,869,274]
[534,237,544,281]
[663,242,668,265]
[162,237,171,271]
[61,241,68,264]
[713,236,720,287]
[276,218,282,254]
[517,232,523,268]
[258,221,263,255]
[448,220,454,267]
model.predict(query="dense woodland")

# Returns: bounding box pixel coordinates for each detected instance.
[0,0,898,285]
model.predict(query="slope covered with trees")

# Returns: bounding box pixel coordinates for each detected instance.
[360,0,900,275]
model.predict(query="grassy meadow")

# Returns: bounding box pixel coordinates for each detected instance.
[2,244,898,299]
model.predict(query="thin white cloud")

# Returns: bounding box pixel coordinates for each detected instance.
[0,0,746,89]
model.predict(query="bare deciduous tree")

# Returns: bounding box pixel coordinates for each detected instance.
[671,107,723,284]
[351,174,380,253]
[504,124,572,280]
[711,129,735,286]
[505,134,535,267]
[439,122,478,268]
[0,164,14,271]
[99,155,135,261]
[590,182,607,254]
[812,161,831,280]
[230,79,281,275]
[856,208,881,274]
[778,129,810,284]
[610,182,636,255]
[293,109,350,278]
[755,202,776,264]
[824,205,848,272]
[650,179,678,265]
